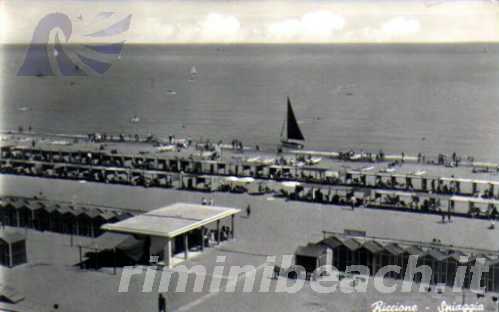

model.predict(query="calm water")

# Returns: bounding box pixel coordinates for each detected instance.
[2,44,499,160]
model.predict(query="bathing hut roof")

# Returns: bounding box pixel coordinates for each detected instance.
[82,207,101,219]
[56,204,73,215]
[295,244,326,258]
[320,236,344,249]
[425,248,449,261]
[402,245,425,256]
[26,201,45,211]
[8,199,26,209]
[44,203,58,213]
[362,240,385,254]
[0,229,25,244]
[383,243,405,255]
[342,238,362,251]
[448,250,471,263]
[484,256,499,266]
[99,209,119,220]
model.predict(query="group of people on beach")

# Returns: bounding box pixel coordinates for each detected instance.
[17,125,32,133]
[230,139,244,151]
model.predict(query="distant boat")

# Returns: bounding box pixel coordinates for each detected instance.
[130,116,140,123]
[167,89,177,95]
[190,66,198,76]
[17,106,31,112]
[280,97,305,149]
[189,66,198,81]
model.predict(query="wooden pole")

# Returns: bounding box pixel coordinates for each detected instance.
[113,248,117,275]
[231,215,235,239]
[216,220,221,245]
[79,245,82,269]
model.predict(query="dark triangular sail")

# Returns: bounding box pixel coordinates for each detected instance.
[286,97,305,141]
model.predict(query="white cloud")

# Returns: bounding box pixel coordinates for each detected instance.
[198,13,241,41]
[266,18,302,40]
[301,11,345,39]
[4,1,499,44]
[0,3,7,44]
[146,17,176,39]
[382,16,421,37]
[266,10,345,41]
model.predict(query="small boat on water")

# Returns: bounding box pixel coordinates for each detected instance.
[189,66,198,81]
[280,97,305,149]
[17,106,31,112]
[130,116,140,123]
[190,66,198,76]
[167,90,176,95]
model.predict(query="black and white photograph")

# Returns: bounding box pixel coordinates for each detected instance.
[1,0,499,311]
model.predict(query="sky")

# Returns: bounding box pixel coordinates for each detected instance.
[1,0,499,44]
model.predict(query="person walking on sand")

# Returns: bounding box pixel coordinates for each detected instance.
[158,294,166,312]
[246,204,251,218]
[273,265,280,279]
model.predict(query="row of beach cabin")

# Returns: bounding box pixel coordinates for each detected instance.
[295,233,499,292]
[0,197,133,237]
[2,145,499,199]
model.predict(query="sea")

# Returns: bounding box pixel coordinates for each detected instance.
[2,44,499,160]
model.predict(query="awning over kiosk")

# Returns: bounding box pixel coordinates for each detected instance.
[102,203,240,238]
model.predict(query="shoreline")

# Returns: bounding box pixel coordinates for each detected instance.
[0,129,493,169]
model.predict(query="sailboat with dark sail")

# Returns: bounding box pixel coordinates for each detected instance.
[280,97,305,149]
